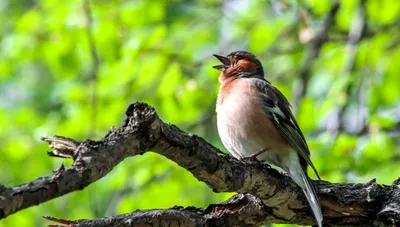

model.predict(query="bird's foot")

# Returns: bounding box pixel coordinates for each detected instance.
[240,148,269,161]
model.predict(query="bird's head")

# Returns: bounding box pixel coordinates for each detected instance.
[213,51,264,82]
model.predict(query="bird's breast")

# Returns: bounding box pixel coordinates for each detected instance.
[216,78,289,161]
[216,78,265,157]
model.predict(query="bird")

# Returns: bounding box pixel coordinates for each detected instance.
[213,51,323,227]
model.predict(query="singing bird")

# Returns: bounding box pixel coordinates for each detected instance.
[213,51,322,227]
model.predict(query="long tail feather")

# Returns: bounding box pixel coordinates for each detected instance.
[287,153,323,227]
[300,168,323,227]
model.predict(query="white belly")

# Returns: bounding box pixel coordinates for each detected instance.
[216,87,263,158]
[216,79,286,167]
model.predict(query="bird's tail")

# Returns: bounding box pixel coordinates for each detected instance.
[300,168,322,227]
[287,154,323,227]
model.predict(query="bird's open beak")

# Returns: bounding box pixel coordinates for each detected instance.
[212,54,231,71]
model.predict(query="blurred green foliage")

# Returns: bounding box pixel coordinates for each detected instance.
[1,0,400,226]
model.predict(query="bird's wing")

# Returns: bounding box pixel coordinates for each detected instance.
[249,77,321,179]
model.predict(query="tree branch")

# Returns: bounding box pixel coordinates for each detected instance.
[44,194,272,227]
[1,103,399,226]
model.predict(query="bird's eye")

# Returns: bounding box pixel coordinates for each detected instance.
[233,56,245,66]
[235,55,244,61]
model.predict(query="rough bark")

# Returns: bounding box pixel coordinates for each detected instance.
[0,103,399,227]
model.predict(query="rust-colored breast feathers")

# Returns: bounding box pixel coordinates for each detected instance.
[217,78,289,152]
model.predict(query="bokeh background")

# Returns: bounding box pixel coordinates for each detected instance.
[1,0,400,226]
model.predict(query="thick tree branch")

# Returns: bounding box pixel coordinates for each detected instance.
[44,194,272,227]
[0,103,399,226]
[0,103,160,219]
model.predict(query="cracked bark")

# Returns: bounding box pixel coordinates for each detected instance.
[0,103,399,227]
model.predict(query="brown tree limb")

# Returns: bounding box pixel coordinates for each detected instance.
[43,194,272,227]
[0,103,399,226]
[43,181,395,227]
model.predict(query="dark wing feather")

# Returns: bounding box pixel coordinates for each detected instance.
[249,77,321,180]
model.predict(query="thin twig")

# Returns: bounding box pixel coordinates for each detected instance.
[335,0,367,135]
[84,0,100,138]
[292,0,340,113]
[83,0,101,218]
